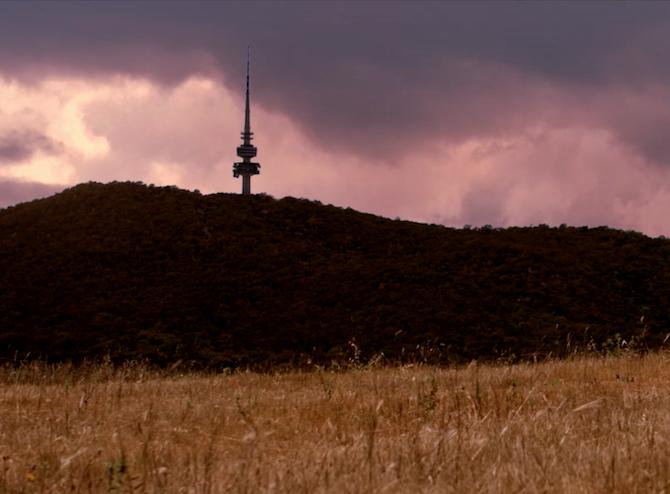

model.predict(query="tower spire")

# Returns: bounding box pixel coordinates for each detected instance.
[243,46,251,145]
[233,47,260,195]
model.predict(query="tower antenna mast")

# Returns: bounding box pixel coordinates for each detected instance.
[233,47,260,195]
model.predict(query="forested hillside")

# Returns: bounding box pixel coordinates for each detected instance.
[1,181,669,368]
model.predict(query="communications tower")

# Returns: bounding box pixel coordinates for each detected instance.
[233,48,260,195]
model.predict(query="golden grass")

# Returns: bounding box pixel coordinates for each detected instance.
[1,354,670,493]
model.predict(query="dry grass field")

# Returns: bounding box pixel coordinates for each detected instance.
[1,354,670,493]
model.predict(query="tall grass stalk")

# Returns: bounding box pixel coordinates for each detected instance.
[0,354,668,492]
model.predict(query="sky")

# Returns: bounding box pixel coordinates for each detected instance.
[3,2,670,236]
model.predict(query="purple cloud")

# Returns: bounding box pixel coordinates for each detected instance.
[2,3,670,235]
[0,179,65,208]
[1,2,670,165]
[0,131,62,164]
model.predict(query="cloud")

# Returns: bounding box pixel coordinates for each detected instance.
[3,71,670,237]
[0,130,62,164]
[3,4,670,236]
[80,76,240,187]
[434,127,670,236]
[585,84,670,167]
[0,179,65,209]
[1,2,670,165]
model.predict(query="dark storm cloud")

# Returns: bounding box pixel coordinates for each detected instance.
[0,131,62,164]
[2,2,670,164]
[0,179,64,208]
[616,116,670,167]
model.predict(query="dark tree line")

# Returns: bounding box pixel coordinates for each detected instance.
[0,181,668,369]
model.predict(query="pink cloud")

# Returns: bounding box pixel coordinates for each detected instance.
[4,65,670,238]
[0,179,65,208]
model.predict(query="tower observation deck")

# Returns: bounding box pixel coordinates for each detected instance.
[233,49,260,195]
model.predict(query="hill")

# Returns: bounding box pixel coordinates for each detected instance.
[1,181,669,368]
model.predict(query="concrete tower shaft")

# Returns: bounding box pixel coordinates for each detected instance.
[237,52,257,159]
[233,48,260,194]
